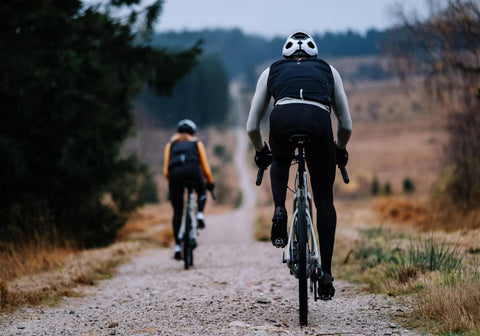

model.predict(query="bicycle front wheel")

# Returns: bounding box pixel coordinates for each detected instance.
[296,196,309,326]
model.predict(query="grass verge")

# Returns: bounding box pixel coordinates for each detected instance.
[340,226,480,335]
[0,203,174,312]
[0,242,142,312]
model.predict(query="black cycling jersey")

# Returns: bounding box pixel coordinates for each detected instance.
[267,58,334,106]
[168,140,200,171]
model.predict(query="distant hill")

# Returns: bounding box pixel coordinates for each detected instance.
[152,28,389,84]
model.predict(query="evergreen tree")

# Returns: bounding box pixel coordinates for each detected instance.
[0,0,200,247]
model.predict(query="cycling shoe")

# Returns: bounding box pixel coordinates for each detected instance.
[197,212,206,229]
[271,206,288,248]
[317,272,335,300]
[174,251,182,260]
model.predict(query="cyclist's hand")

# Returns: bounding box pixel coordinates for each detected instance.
[206,182,215,191]
[335,146,348,166]
[254,142,272,169]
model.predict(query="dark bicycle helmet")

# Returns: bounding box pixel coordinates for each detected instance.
[176,119,197,135]
[282,31,318,59]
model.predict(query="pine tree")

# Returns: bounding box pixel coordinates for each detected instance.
[0,0,201,247]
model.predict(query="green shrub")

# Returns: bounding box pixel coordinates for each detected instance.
[371,176,380,195]
[403,238,463,273]
[383,182,392,195]
[355,229,464,278]
[403,177,415,193]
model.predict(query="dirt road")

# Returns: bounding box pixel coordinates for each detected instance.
[0,128,424,336]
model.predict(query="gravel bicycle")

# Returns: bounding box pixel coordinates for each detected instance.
[256,134,349,326]
[178,183,215,270]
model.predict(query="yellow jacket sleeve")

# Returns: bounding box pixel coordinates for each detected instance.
[163,142,171,179]
[197,141,213,183]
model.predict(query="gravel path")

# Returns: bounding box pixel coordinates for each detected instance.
[0,128,425,336]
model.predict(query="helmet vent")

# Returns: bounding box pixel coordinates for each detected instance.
[307,42,315,48]
[285,42,293,49]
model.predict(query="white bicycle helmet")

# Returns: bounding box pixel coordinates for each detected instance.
[282,31,318,58]
[176,119,197,135]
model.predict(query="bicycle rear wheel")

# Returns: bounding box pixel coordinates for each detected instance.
[296,196,309,326]
[183,215,193,270]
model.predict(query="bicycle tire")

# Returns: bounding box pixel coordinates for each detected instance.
[297,196,309,326]
[183,215,193,270]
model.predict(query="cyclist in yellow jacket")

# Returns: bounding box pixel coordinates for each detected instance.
[164,119,214,260]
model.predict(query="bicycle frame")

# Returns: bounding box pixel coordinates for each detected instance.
[283,143,321,279]
[178,186,197,269]
[178,188,197,242]
[281,137,323,326]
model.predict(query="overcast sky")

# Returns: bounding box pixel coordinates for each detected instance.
[155,0,429,37]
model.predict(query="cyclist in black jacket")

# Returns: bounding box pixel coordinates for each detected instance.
[246,32,352,299]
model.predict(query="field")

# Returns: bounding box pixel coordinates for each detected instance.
[342,78,447,196]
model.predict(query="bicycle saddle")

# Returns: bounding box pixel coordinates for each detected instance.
[287,134,311,146]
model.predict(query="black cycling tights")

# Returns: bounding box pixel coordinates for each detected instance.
[269,103,337,275]
[169,166,206,245]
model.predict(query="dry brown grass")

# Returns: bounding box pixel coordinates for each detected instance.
[373,196,480,231]
[0,198,167,310]
[414,278,480,334]
[373,196,430,227]
[253,207,273,242]
[0,238,74,282]
[152,227,174,247]
[336,198,480,335]
[117,203,171,239]
[1,242,142,311]
[338,75,448,198]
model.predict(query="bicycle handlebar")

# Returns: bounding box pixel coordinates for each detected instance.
[256,166,267,186]
[338,165,350,184]
[209,189,217,201]
[256,164,350,186]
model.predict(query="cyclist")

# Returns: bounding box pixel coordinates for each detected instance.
[246,31,352,299]
[164,119,215,260]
